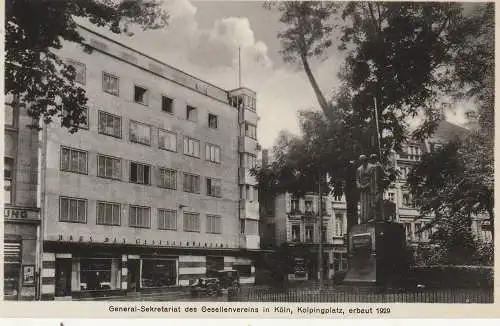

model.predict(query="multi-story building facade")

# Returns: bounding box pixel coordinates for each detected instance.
[3,24,261,300]
[4,95,41,300]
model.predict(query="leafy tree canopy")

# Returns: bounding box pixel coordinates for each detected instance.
[6,0,168,133]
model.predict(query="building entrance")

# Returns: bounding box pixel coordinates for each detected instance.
[54,259,72,297]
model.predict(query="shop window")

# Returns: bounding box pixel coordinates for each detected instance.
[3,241,21,300]
[206,256,224,277]
[233,264,251,277]
[79,258,114,291]
[141,258,177,288]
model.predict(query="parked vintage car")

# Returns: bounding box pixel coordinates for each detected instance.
[189,277,222,297]
[214,269,240,291]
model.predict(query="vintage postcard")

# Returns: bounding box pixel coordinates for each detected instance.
[1,0,497,319]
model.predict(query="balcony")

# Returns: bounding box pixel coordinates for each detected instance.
[239,136,258,153]
[238,167,257,185]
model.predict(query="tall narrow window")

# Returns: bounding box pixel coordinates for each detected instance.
[291,224,300,242]
[130,162,150,185]
[96,201,121,225]
[183,212,200,232]
[129,121,151,146]
[245,123,257,139]
[208,114,218,129]
[186,105,197,122]
[98,111,121,138]
[102,72,119,95]
[158,129,177,152]
[4,158,13,204]
[158,209,177,230]
[134,85,148,105]
[335,213,344,237]
[305,225,314,242]
[162,96,174,113]
[60,147,88,174]
[97,155,121,180]
[60,197,87,223]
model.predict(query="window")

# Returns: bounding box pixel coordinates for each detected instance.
[404,223,412,240]
[387,192,395,202]
[96,201,120,226]
[60,197,87,223]
[206,215,221,234]
[186,105,197,122]
[244,153,257,169]
[305,200,313,213]
[206,177,221,197]
[240,219,245,234]
[134,85,148,105]
[321,199,327,214]
[67,59,86,85]
[403,193,414,207]
[60,147,88,174]
[245,123,257,139]
[321,225,327,242]
[291,224,300,242]
[305,225,314,242]
[183,173,200,194]
[208,114,218,129]
[335,213,344,237]
[102,72,119,95]
[129,120,151,146]
[183,137,200,157]
[205,144,221,163]
[291,199,300,212]
[97,155,121,180]
[80,258,115,291]
[129,205,150,228]
[159,168,176,190]
[130,162,150,185]
[4,158,13,204]
[158,209,177,230]
[162,96,174,113]
[158,129,177,152]
[98,111,121,138]
[183,212,200,232]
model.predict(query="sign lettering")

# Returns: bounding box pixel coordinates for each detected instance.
[4,208,39,221]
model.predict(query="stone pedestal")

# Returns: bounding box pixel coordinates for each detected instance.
[343,221,407,287]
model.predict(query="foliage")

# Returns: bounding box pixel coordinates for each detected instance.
[6,0,168,133]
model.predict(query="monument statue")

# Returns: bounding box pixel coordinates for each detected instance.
[355,155,371,223]
[369,154,385,221]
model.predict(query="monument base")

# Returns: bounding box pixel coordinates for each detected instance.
[343,221,408,288]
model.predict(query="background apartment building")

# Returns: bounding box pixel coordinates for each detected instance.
[4,95,41,300]
[32,25,260,300]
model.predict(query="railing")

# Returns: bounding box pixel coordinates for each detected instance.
[231,287,493,303]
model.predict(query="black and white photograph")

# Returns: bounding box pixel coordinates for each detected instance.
[3,0,494,307]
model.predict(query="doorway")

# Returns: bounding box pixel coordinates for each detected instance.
[128,259,140,291]
[54,259,72,297]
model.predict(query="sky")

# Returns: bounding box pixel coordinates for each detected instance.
[76,0,469,150]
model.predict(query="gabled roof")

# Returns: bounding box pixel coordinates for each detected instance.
[428,120,469,143]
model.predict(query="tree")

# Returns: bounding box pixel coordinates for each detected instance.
[6,0,168,133]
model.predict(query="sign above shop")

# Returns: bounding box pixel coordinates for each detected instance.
[53,234,230,249]
[4,207,40,221]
